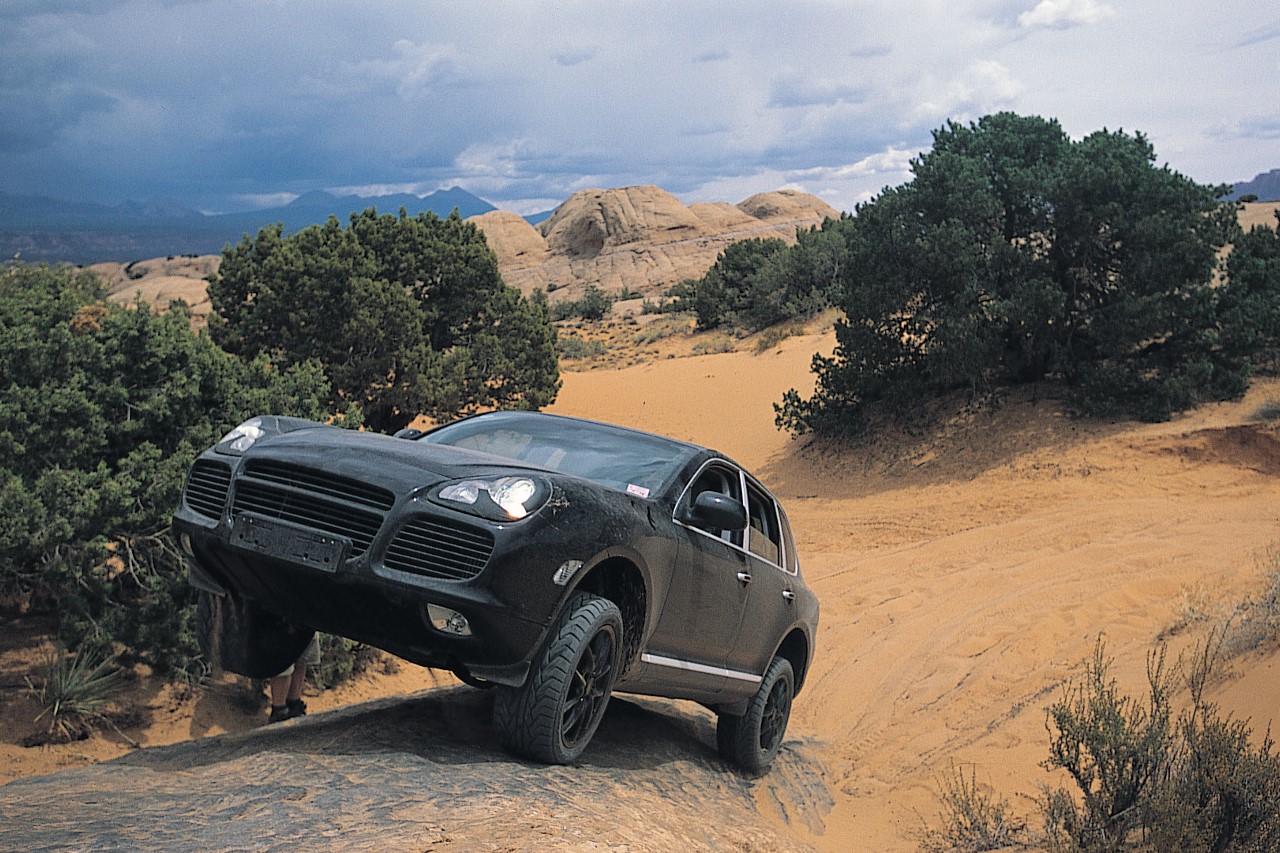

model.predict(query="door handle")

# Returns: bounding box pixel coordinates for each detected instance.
[782,589,796,603]
[736,571,752,585]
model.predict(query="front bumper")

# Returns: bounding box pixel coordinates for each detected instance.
[174,450,569,686]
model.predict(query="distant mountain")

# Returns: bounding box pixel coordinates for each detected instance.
[1228,169,1280,202]
[0,187,496,264]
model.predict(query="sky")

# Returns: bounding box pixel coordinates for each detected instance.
[2,1,1277,216]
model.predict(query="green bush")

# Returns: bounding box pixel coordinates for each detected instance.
[558,336,608,359]
[309,635,384,690]
[1040,641,1174,850]
[550,283,613,321]
[778,112,1258,436]
[1036,636,1280,852]
[209,208,560,434]
[1222,212,1280,375]
[1,264,338,675]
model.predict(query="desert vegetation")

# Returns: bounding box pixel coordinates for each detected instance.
[1,265,339,684]
[922,548,1280,852]
[209,208,560,434]
[669,228,844,334]
[650,113,1280,434]
[2,212,563,710]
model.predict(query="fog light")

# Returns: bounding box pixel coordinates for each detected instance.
[426,603,472,637]
[180,532,195,556]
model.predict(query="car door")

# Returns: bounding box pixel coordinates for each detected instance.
[725,479,800,678]
[644,461,752,689]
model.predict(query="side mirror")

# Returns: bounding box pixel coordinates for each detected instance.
[394,428,425,440]
[682,491,748,532]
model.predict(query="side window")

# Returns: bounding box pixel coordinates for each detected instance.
[778,506,799,575]
[685,463,742,546]
[744,481,782,567]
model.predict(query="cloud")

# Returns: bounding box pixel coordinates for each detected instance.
[1234,20,1280,49]
[0,1,1274,215]
[912,60,1024,126]
[767,73,869,109]
[1018,0,1115,30]
[553,47,596,67]
[1210,114,1280,141]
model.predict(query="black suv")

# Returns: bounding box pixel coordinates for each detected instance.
[175,411,819,772]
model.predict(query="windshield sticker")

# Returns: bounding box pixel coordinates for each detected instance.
[626,484,651,499]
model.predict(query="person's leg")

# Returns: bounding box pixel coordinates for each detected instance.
[268,666,294,722]
[287,665,306,702]
[285,665,308,718]
[270,673,290,707]
[284,634,321,718]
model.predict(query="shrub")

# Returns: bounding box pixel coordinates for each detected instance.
[1,264,338,675]
[1142,632,1280,852]
[551,284,613,321]
[309,635,384,690]
[779,112,1255,436]
[558,336,608,360]
[1251,399,1280,422]
[1036,634,1280,852]
[1040,640,1173,851]
[24,644,123,744]
[918,763,1026,852]
[209,209,560,434]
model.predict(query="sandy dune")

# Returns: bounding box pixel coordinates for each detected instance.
[550,327,1280,849]
[3,313,1278,848]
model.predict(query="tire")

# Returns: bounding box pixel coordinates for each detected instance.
[195,590,314,679]
[716,656,794,775]
[493,591,623,764]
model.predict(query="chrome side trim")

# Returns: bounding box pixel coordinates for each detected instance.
[640,652,763,684]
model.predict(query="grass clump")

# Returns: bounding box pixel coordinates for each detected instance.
[1039,641,1173,851]
[923,627,1280,851]
[918,763,1027,851]
[1221,545,1280,659]
[1037,634,1280,852]
[1250,398,1280,422]
[24,644,123,744]
[754,320,806,353]
[558,336,608,360]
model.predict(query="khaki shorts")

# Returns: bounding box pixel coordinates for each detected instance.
[275,633,322,678]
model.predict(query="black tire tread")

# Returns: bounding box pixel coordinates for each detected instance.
[718,656,794,775]
[493,591,622,764]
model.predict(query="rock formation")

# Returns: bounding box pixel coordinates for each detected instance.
[471,186,838,301]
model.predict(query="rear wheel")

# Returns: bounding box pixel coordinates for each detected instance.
[195,590,313,679]
[716,656,793,775]
[493,591,623,764]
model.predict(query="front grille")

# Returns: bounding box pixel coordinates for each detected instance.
[232,461,393,556]
[384,516,495,581]
[185,459,232,520]
[243,460,395,510]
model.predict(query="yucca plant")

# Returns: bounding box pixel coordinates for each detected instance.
[25,644,123,743]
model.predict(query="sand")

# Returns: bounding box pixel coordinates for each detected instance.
[2,320,1278,850]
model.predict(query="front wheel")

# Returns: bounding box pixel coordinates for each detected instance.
[493,591,623,764]
[716,656,794,775]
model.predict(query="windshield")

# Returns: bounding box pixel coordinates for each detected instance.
[422,413,695,498]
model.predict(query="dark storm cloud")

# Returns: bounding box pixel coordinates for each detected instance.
[1,1,1275,214]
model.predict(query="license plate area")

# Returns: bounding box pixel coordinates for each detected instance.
[232,514,348,572]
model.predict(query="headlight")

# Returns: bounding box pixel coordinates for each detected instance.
[219,418,266,453]
[432,476,548,521]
